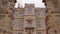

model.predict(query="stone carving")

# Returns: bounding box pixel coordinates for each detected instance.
[0,0,16,34]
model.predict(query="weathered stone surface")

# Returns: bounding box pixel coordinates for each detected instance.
[43,0,60,34]
[1,0,8,5]
[9,0,16,3]
[0,0,16,34]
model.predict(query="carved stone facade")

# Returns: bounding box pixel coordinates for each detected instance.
[12,4,46,34]
[0,0,46,34]
[0,0,16,34]
[43,0,60,34]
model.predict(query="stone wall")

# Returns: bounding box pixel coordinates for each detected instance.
[0,0,16,34]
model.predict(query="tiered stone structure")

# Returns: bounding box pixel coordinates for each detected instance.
[12,4,46,34]
[0,0,46,34]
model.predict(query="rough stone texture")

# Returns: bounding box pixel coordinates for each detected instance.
[0,0,16,34]
[43,0,60,34]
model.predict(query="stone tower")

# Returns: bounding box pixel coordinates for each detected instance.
[0,0,16,34]
[12,4,46,34]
